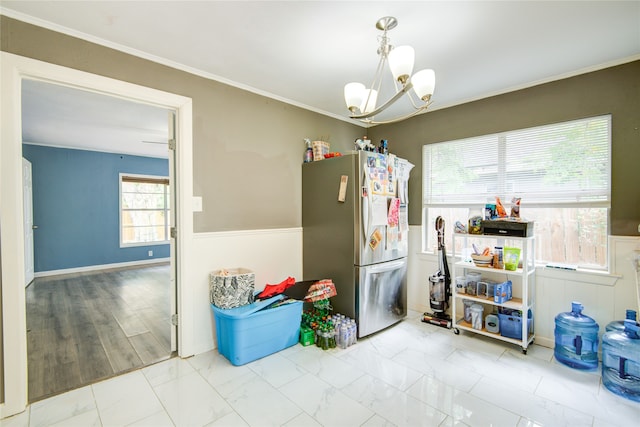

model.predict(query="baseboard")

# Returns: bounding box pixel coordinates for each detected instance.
[33,258,171,278]
[535,336,554,349]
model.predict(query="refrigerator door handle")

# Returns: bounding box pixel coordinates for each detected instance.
[366,259,405,275]
[362,172,370,236]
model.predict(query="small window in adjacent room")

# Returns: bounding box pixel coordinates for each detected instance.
[120,174,170,246]
[423,115,611,270]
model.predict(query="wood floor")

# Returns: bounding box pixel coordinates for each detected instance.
[26,263,173,402]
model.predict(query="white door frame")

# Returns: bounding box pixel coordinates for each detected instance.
[22,158,34,287]
[0,51,195,417]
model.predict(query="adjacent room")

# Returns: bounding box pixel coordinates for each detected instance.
[1,1,639,426]
[21,80,176,401]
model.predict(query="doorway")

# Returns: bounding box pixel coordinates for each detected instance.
[21,79,177,401]
[1,52,194,417]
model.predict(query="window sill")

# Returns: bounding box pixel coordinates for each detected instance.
[120,241,170,248]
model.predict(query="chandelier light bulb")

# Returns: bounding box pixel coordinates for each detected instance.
[411,69,436,101]
[344,82,366,112]
[388,45,415,84]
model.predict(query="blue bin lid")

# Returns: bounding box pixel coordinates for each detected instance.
[211,293,287,319]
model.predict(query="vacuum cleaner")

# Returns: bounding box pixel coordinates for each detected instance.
[422,216,452,328]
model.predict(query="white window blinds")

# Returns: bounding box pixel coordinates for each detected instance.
[423,115,611,207]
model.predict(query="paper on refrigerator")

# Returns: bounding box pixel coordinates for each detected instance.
[370,195,388,226]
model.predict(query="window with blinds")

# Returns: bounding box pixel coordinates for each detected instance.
[423,115,611,269]
[120,174,170,246]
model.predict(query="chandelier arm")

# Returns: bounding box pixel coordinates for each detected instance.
[350,81,414,119]
[369,54,387,94]
[360,101,433,125]
[406,90,424,109]
[392,79,422,110]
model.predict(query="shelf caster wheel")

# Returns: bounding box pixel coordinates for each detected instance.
[522,348,527,355]
[453,328,460,335]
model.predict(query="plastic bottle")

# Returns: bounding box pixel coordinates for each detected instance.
[303,138,313,163]
[339,324,349,349]
[379,139,388,154]
[321,327,330,350]
[350,320,358,345]
[602,319,640,402]
[328,329,336,349]
[554,302,600,370]
[337,319,345,348]
[494,246,504,269]
[605,310,638,333]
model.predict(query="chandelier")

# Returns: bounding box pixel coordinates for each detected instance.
[344,16,435,125]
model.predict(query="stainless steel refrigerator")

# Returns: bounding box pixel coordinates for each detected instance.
[302,151,413,337]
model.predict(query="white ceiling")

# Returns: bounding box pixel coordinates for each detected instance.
[3,1,640,157]
[21,79,171,158]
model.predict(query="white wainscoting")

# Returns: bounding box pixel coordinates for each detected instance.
[189,228,303,355]
[406,226,640,349]
[189,227,638,356]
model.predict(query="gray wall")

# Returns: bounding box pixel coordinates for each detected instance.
[369,60,640,236]
[1,16,364,233]
[7,15,635,236]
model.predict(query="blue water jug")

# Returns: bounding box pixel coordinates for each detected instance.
[602,320,640,402]
[605,309,638,333]
[554,302,600,370]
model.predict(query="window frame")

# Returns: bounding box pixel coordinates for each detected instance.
[119,173,170,248]
[422,115,611,270]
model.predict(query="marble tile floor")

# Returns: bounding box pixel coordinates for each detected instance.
[2,311,639,427]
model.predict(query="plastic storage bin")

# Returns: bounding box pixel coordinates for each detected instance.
[211,293,303,366]
[465,272,482,296]
[484,281,497,299]
[499,309,532,339]
[470,304,484,330]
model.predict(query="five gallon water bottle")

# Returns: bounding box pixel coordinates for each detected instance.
[554,302,600,370]
[602,319,640,402]
[605,309,638,333]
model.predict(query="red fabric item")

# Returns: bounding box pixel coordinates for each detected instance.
[257,276,296,299]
